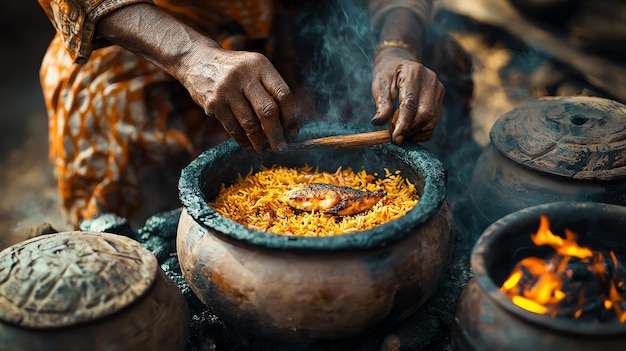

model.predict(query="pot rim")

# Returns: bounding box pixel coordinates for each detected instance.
[472,201,626,336]
[178,124,447,252]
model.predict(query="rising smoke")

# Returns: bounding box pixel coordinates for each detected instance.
[294,0,378,125]
[292,2,484,216]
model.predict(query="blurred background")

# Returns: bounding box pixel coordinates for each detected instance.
[0,2,72,247]
[1,0,624,249]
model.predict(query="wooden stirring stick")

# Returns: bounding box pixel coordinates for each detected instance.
[287,130,392,150]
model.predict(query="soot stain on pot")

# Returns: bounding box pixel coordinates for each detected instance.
[198,273,261,329]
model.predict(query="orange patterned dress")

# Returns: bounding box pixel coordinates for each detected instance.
[37,0,433,227]
[38,0,291,226]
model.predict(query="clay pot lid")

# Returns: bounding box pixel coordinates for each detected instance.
[490,96,626,180]
[0,231,157,329]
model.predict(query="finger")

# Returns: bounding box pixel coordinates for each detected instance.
[260,73,300,141]
[409,109,440,142]
[388,109,399,133]
[390,65,402,102]
[229,95,267,153]
[413,105,442,141]
[410,81,445,142]
[371,74,394,125]
[392,72,420,144]
[394,69,446,144]
[212,105,252,149]
[244,82,288,152]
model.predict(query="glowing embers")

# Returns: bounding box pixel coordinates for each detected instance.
[500,215,626,322]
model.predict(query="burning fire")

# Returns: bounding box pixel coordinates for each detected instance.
[500,215,626,322]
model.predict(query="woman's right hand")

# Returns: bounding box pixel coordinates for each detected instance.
[177,43,300,153]
[97,3,299,153]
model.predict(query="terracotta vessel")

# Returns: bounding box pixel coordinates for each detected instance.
[452,201,626,351]
[176,122,454,342]
[0,231,189,351]
[468,96,626,233]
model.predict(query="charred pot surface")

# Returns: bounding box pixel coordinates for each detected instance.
[468,96,626,234]
[176,121,454,342]
[452,202,626,351]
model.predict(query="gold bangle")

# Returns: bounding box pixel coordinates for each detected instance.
[376,39,419,61]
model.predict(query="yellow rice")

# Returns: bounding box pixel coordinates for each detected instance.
[209,164,419,237]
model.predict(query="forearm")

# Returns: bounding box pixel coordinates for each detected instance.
[365,0,443,143]
[96,3,220,81]
[377,9,424,59]
[364,0,433,59]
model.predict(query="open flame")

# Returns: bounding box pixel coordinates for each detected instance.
[500,215,626,322]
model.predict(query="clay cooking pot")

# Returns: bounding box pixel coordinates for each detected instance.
[468,96,626,233]
[176,122,454,342]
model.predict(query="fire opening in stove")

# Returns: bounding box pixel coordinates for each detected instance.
[500,215,626,322]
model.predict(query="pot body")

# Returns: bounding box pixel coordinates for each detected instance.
[452,202,626,351]
[177,202,453,342]
[468,144,626,233]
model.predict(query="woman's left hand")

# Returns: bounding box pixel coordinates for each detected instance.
[371,46,445,144]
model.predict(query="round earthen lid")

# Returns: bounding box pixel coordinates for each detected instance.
[490,96,626,180]
[0,231,157,328]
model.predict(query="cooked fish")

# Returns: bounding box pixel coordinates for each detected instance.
[281,183,386,216]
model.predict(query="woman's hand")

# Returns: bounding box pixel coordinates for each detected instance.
[178,43,299,152]
[371,46,445,144]
[97,4,299,153]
